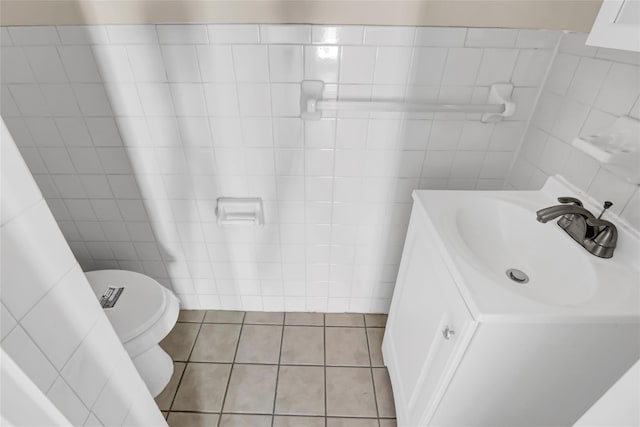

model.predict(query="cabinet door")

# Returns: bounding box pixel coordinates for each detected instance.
[587,0,640,52]
[384,212,474,426]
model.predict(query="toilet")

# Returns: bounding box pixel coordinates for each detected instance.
[85,270,179,397]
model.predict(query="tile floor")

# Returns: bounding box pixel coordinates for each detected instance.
[156,311,396,427]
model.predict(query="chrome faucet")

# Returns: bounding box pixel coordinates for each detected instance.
[536,197,617,258]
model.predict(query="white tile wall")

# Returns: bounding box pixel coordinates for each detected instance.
[508,32,640,230]
[0,120,166,426]
[0,24,558,312]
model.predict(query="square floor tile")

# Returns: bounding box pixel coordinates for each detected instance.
[167,412,219,427]
[373,368,396,418]
[275,365,325,416]
[327,418,379,427]
[326,327,370,366]
[245,311,284,324]
[178,310,205,323]
[160,323,200,361]
[204,310,245,323]
[367,328,385,367]
[155,310,395,426]
[223,364,278,414]
[326,313,365,327]
[280,326,324,365]
[219,414,272,427]
[155,362,185,410]
[172,363,231,412]
[364,314,387,327]
[235,324,283,364]
[326,367,377,417]
[190,323,241,362]
[274,416,325,427]
[285,312,324,326]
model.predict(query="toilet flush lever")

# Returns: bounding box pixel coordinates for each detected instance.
[99,286,125,309]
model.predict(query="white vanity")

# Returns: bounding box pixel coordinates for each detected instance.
[382,177,640,426]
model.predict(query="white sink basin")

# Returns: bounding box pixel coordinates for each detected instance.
[454,198,598,306]
[412,176,640,321]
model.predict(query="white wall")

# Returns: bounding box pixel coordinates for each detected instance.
[507,32,640,230]
[0,120,166,426]
[0,23,558,312]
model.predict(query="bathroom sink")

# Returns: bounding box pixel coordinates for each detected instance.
[453,199,597,306]
[412,176,640,321]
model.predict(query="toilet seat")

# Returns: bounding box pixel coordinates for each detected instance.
[85,270,179,357]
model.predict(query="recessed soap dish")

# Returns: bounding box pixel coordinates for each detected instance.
[572,116,640,184]
[216,197,265,225]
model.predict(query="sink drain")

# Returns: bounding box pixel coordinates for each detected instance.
[506,268,529,284]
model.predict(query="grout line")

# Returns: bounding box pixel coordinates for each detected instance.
[169,360,376,368]
[216,311,246,427]
[270,317,287,427]
[324,44,343,314]
[163,409,220,415]
[364,324,382,426]
[147,27,200,297]
[323,317,328,427]
[502,32,564,189]
[192,41,225,306]
[165,408,389,421]
[167,313,205,414]
[182,321,244,325]
[263,41,286,317]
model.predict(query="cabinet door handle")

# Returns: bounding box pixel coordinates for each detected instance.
[442,326,455,340]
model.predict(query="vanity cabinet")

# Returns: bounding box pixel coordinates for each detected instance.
[382,200,640,427]
[587,0,640,52]
[381,204,475,426]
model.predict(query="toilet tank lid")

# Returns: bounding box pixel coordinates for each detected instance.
[85,269,169,343]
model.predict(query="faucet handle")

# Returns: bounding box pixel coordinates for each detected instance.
[586,218,618,248]
[586,218,614,228]
[557,196,583,207]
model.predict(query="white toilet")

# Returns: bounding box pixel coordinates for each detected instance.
[85,270,179,397]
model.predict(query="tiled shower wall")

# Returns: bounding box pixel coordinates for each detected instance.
[1,121,166,427]
[0,24,559,312]
[508,33,640,230]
